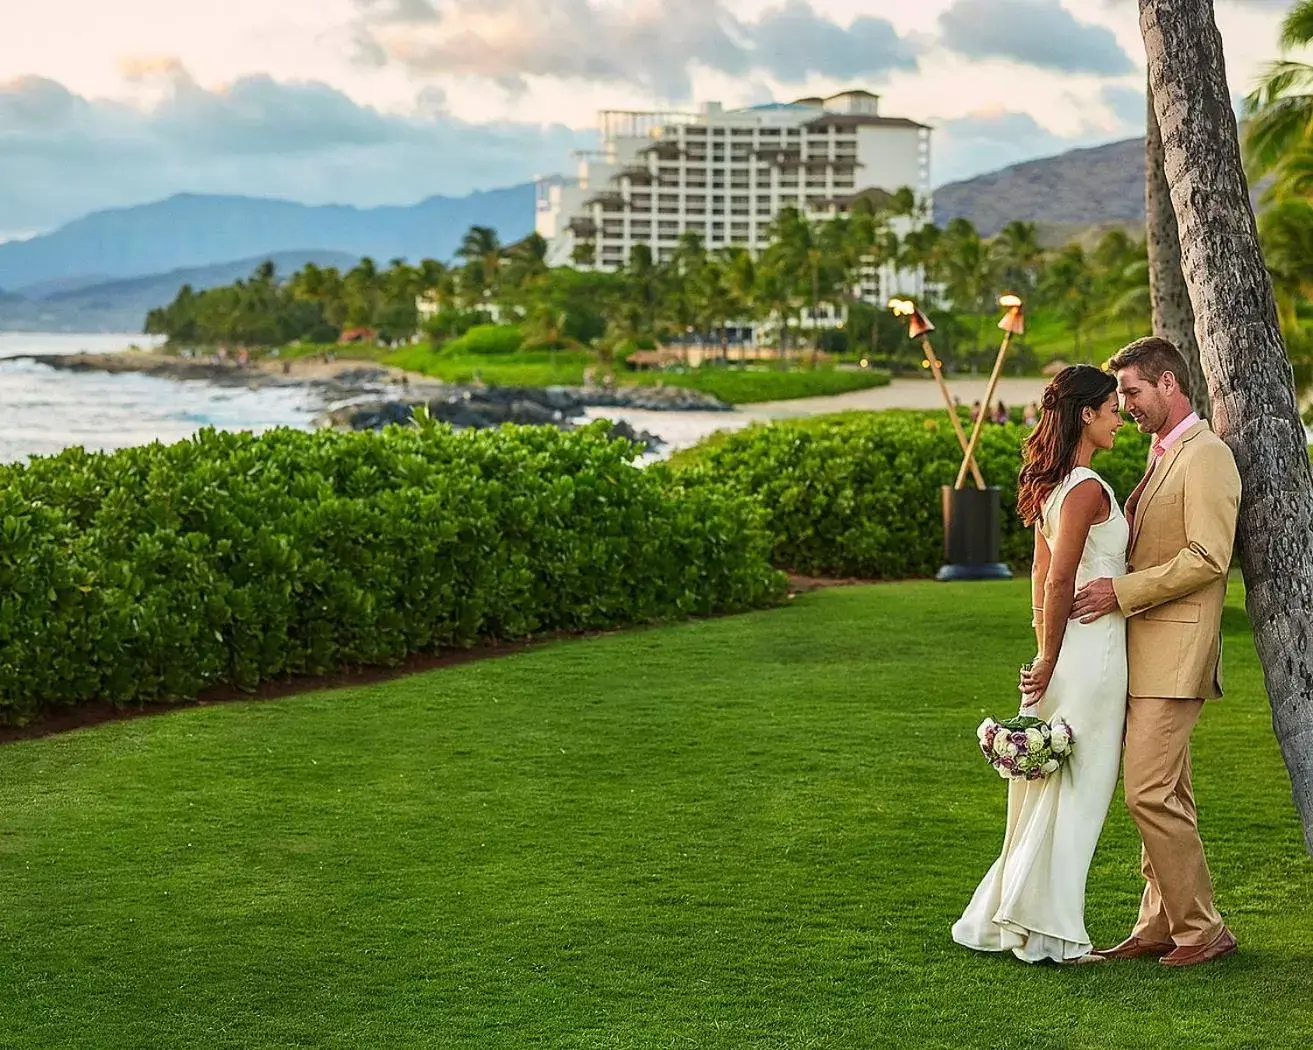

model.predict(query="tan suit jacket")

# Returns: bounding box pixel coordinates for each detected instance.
[1112,421,1241,699]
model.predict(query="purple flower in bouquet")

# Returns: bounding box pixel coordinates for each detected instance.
[974,713,1074,781]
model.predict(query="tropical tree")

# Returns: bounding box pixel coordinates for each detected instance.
[991,220,1043,299]
[1144,0,1313,853]
[571,240,596,268]
[502,232,549,293]
[1259,197,1313,335]
[457,225,504,305]
[1147,77,1209,416]
[667,230,710,352]
[938,218,995,351]
[719,246,759,357]
[1039,244,1096,356]
[759,206,813,357]
[898,223,943,304]
[1242,1,1313,180]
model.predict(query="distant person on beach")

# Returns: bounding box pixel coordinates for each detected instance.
[994,400,1009,425]
[1024,401,1039,426]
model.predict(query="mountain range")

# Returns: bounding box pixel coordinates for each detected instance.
[933,137,1144,237]
[0,251,361,333]
[0,140,1144,333]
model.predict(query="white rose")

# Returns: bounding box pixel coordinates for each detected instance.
[1024,728,1045,751]
[1042,759,1060,774]
[996,763,1013,778]
[993,732,1010,756]
[978,719,995,743]
[1050,723,1071,752]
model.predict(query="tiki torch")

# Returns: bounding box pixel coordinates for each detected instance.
[954,294,1024,490]
[888,298,985,489]
[933,293,1021,582]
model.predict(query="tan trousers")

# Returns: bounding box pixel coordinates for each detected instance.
[1123,696,1225,947]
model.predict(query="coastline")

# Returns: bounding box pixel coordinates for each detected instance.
[7,342,1053,460]
[14,349,419,390]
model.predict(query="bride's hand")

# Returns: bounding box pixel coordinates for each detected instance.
[1020,656,1054,707]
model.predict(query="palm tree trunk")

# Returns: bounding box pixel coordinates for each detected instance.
[1143,0,1313,853]
[1146,71,1210,417]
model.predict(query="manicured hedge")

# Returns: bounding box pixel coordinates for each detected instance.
[444,324,525,356]
[679,411,1151,578]
[0,421,785,725]
[654,367,891,405]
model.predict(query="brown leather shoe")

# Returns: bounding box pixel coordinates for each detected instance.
[1090,936,1175,961]
[1160,928,1237,968]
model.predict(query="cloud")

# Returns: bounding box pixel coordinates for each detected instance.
[0,69,591,236]
[939,0,1135,76]
[932,104,1140,187]
[351,0,920,99]
[934,109,1076,185]
[1100,84,1147,131]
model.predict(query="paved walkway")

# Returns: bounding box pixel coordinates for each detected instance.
[590,376,1049,457]
[743,376,1048,420]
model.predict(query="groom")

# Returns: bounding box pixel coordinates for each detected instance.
[1069,336,1241,968]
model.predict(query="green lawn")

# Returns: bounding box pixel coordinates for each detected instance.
[1017,311,1149,368]
[382,344,891,404]
[1,580,1308,1048]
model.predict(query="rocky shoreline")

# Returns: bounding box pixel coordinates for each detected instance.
[320,384,733,453]
[19,351,733,452]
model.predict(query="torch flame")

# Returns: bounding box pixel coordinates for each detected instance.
[997,293,1025,335]
[888,298,917,317]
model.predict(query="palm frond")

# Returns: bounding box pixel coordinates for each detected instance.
[1280,2,1313,52]
[1244,92,1313,176]
[1245,60,1313,112]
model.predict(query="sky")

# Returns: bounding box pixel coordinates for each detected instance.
[0,0,1298,239]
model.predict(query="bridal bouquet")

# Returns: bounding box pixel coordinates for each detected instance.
[976,715,1073,780]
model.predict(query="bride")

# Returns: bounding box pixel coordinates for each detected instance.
[951,364,1129,964]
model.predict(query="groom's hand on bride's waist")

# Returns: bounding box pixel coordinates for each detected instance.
[1070,578,1118,623]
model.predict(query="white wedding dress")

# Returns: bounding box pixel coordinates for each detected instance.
[952,467,1129,963]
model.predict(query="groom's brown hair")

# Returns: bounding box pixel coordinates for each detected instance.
[1107,337,1191,397]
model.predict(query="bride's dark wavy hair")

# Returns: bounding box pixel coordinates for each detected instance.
[1016,364,1118,526]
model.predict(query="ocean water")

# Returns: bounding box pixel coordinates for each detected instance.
[0,333,320,462]
[579,405,755,457]
[0,333,758,464]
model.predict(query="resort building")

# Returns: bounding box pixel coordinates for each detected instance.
[534,90,932,324]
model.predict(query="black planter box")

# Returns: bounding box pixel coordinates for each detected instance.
[937,485,1012,581]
